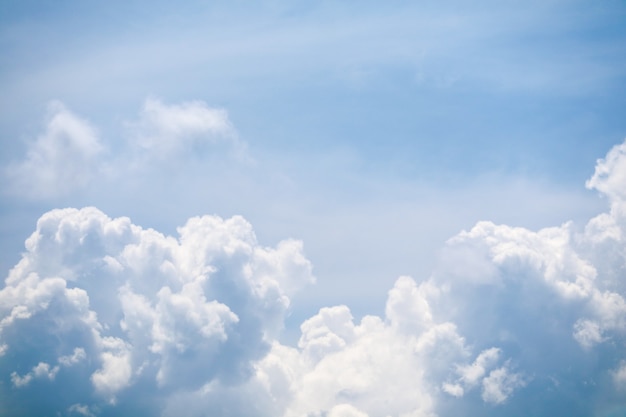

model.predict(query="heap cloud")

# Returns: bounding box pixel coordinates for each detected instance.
[2,99,626,415]
[241,140,626,417]
[4,98,240,200]
[0,208,313,415]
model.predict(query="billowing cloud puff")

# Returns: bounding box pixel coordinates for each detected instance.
[587,140,626,204]
[5,101,104,199]
[2,140,626,416]
[249,276,520,417]
[0,207,313,415]
[245,141,626,417]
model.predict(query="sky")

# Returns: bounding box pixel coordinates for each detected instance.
[1,1,626,416]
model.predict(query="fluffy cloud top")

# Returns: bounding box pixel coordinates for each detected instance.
[0,207,313,415]
[252,141,626,417]
[2,140,626,416]
[587,141,626,203]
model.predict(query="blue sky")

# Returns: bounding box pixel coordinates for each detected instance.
[1,1,626,416]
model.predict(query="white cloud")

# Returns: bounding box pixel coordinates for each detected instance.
[586,141,626,204]
[245,139,626,417]
[481,365,525,405]
[67,403,96,417]
[0,205,314,413]
[457,347,501,388]
[327,403,370,417]
[385,275,437,334]
[297,305,356,362]
[10,347,87,388]
[90,336,132,401]
[433,215,626,349]
[59,347,87,367]
[3,139,626,415]
[5,101,104,199]
[4,98,246,200]
[250,277,468,417]
[125,98,242,165]
[441,382,463,398]
[573,319,605,350]
[613,361,626,390]
[11,361,59,387]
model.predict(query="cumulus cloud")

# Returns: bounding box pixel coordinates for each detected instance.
[480,365,525,405]
[586,140,626,203]
[59,347,87,367]
[5,101,104,199]
[456,347,502,388]
[255,283,457,417]
[11,347,86,389]
[127,98,238,160]
[614,361,626,390]
[327,404,370,417]
[247,275,520,417]
[0,207,314,414]
[3,139,626,416]
[244,139,626,417]
[68,403,97,417]
[11,361,59,387]
[4,98,243,199]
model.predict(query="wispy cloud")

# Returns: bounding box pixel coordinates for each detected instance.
[5,101,104,199]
